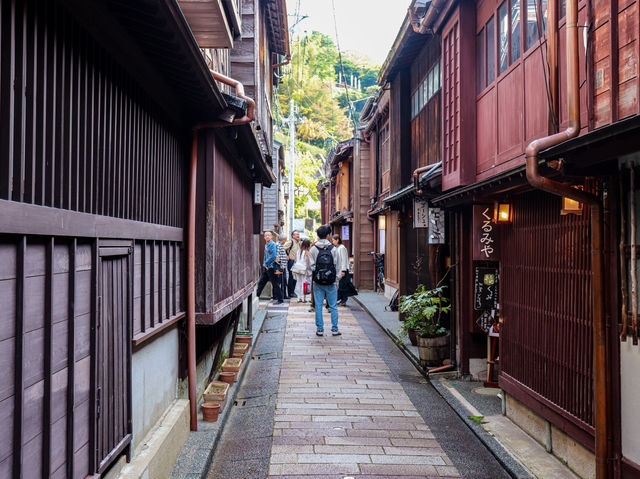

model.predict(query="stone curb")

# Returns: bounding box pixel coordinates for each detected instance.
[171,308,270,479]
[353,297,531,479]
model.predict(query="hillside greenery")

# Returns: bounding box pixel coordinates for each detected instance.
[275,31,379,220]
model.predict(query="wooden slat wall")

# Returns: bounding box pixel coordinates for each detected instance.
[353,140,375,289]
[0,0,186,228]
[132,241,183,342]
[0,236,94,479]
[500,191,594,442]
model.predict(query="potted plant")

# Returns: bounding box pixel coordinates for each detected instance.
[221,357,242,373]
[398,315,423,346]
[203,381,229,402]
[236,332,253,345]
[219,371,236,384]
[202,402,221,421]
[399,285,451,367]
[232,342,249,358]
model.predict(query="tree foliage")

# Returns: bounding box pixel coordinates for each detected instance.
[275,31,380,219]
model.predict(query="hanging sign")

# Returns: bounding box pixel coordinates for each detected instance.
[474,267,499,310]
[253,183,262,205]
[341,225,350,240]
[413,199,429,228]
[473,205,499,260]
[428,208,445,244]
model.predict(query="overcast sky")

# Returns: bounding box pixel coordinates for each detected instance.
[285,0,410,66]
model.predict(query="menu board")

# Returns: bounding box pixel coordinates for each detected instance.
[474,267,499,311]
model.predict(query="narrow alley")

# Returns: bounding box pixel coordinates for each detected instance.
[201,301,511,478]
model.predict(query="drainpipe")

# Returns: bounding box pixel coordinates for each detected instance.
[187,71,256,431]
[273,54,291,70]
[524,1,609,477]
[408,0,447,34]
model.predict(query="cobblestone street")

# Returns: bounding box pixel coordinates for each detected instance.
[207,300,511,478]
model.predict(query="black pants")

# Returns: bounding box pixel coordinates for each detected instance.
[287,259,296,296]
[256,267,283,302]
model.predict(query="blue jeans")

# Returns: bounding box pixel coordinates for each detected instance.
[313,283,339,331]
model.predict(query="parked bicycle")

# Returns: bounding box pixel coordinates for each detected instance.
[368,252,385,292]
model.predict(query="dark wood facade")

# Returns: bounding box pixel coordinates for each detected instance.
[0,0,285,476]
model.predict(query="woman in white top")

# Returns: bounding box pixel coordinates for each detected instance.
[332,234,356,306]
[291,239,312,302]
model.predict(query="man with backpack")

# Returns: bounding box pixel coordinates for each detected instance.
[309,225,342,336]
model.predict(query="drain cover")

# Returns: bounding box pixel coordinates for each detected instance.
[252,352,279,361]
[233,395,272,408]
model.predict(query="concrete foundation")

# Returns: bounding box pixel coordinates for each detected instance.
[505,393,594,479]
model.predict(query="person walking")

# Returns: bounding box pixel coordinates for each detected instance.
[333,234,357,306]
[291,239,312,302]
[310,225,342,336]
[256,231,283,304]
[285,230,300,298]
[277,234,289,299]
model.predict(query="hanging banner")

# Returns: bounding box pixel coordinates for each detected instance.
[253,183,262,205]
[413,199,429,228]
[428,208,445,244]
[473,205,499,260]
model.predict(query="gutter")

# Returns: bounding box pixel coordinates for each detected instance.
[524,1,609,477]
[408,0,448,34]
[187,71,256,432]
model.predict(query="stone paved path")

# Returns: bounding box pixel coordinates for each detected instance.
[267,302,461,478]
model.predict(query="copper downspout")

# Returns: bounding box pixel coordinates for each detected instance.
[525,1,608,477]
[413,165,433,195]
[273,54,291,70]
[188,71,256,431]
[408,0,447,34]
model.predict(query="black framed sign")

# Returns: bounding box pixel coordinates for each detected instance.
[474,267,499,311]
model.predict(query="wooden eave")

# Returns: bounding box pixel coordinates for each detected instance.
[62,0,227,123]
[178,0,235,48]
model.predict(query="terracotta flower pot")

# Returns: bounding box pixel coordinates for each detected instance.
[232,351,245,359]
[219,371,236,384]
[234,343,249,354]
[203,381,229,402]
[236,334,252,345]
[202,402,221,422]
[221,357,242,372]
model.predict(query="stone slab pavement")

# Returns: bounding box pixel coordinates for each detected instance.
[265,301,510,478]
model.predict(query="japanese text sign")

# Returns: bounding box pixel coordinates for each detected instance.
[473,205,499,260]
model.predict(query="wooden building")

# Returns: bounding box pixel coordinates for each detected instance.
[400,0,640,477]
[0,0,288,477]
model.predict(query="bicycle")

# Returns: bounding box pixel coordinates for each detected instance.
[368,252,385,292]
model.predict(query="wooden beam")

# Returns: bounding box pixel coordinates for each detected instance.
[0,200,183,241]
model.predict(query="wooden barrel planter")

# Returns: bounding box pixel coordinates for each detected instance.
[417,334,450,367]
[202,402,222,422]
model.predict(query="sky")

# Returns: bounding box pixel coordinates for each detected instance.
[284,0,410,66]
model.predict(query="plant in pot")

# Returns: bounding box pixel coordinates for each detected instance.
[398,315,423,346]
[399,285,451,367]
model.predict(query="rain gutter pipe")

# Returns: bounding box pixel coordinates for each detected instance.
[187,70,256,431]
[272,54,291,70]
[524,1,609,477]
[408,0,447,34]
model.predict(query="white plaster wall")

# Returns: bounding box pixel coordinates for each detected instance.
[131,328,179,453]
[621,340,640,464]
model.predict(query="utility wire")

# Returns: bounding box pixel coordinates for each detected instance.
[330,0,357,128]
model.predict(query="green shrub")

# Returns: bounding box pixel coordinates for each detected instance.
[399,285,450,338]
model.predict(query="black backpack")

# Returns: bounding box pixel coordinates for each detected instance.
[312,245,336,285]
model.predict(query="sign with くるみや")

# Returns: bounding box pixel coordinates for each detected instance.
[472,205,499,260]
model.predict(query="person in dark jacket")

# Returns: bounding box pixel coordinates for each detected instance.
[256,231,283,304]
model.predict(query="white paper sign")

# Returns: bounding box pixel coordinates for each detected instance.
[413,199,429,228]
[253,183,262,204]
[341,225,350,240]
[428,208,445,244]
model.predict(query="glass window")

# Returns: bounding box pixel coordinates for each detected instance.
[429,69,435,100]
[498,2,509,73]
[435,61,440,91]
[511,0,521,63]
[526,0,538,50]
[487,16,495,83]
[541,0,548,34]
[419,83,424,111]
[477,28,486,92]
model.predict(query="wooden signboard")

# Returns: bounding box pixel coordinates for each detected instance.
[474,267,499,310]
[473,205,499,260]
[428,207,445,244]
[413,199,429,228]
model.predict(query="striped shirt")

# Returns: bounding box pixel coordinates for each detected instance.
[277,242,288,269]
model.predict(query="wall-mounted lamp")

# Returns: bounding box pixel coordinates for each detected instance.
[561,185,584,216]
[494,201,513,224]
[378,215,386,231]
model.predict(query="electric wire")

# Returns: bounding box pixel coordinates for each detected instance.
[330,0,357,128]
